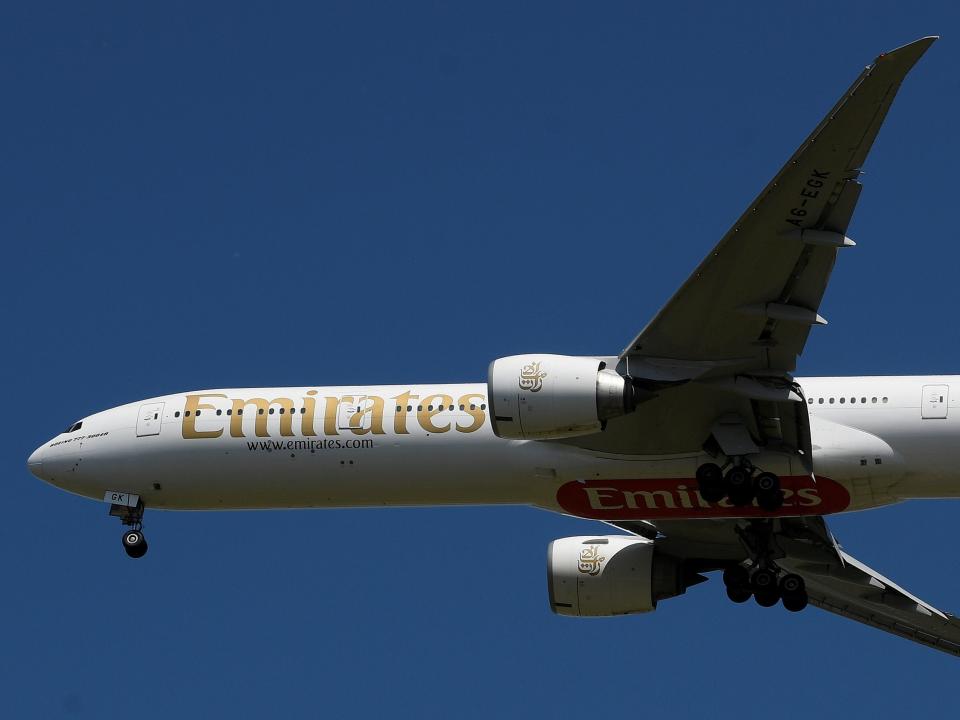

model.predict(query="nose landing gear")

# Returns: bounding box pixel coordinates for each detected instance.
[109,498,148,559]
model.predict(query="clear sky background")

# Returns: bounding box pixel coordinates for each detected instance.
[3,2,960,717]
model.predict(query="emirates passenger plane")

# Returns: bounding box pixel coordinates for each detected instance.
[28,37,960,657]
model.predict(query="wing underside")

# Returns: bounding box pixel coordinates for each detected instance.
[612,517,960,657]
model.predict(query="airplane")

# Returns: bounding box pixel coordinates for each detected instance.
[27,36,960,657]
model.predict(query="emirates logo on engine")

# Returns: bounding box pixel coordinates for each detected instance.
[577,545,606,575]
[518,361,547,392]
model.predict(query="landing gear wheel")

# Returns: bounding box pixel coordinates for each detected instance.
[782,592,809,612]
[723,566,752,604]
[722,565,749,589]
[751,568,779,594]
[122,529,148,559]
[779,574,805,595]
[779,573,808,611]
[696,463,726,503]
[751,568,780,606]
[754,591,780,608]
[755,472,784,512]
[726,467,754,507]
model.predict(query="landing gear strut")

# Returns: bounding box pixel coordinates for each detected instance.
[110,499,148,559]
[695,461,784,511]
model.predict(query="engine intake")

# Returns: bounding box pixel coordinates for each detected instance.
[547,536,691,616]
[487,354,636,440]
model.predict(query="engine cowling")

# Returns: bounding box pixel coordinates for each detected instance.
[547,536,689,616]
[487,354,636,440]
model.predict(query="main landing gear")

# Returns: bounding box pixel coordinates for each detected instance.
[722,564,808,612]
[110,499,148,559]
[695,461,784,511]
[721,519,809,611]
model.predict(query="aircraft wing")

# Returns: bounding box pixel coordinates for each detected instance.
[612,517,960,657]
[621,36,936,374]
[564,38,936,458]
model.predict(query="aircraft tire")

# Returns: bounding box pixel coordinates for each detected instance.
[726,467,753,506]
[751,568,778,594]
[754,591,780,608]
[779,574,805,595]
[722,565,749,589]
[122,530,148,559]
[781,592,808,612]
[696,463,726,503]
[755,473,784,511]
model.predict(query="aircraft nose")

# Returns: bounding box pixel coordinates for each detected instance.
[27,444,45,480]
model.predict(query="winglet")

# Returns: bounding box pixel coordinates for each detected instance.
[873,35,938,68]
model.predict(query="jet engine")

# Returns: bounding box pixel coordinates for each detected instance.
[547,536,696,616]
[487,354,637,440]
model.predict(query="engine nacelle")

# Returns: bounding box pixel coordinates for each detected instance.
[487,354,635,440]
[547,536,688,616]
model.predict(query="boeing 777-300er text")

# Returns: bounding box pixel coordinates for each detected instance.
[28,37,960,657]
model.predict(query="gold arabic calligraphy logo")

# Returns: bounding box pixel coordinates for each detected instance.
[577,545,606,576]
[518,361,547,393]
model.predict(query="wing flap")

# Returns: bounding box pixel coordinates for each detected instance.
[805,593,960,657]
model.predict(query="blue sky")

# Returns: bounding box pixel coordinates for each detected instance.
[3,2,960,717]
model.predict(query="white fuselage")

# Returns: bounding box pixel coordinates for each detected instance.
[28,376,960,522]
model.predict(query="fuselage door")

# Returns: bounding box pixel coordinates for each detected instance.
[136,402,165,436]
[921,385,948,419]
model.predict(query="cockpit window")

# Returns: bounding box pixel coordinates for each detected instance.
[63,421,83,433]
